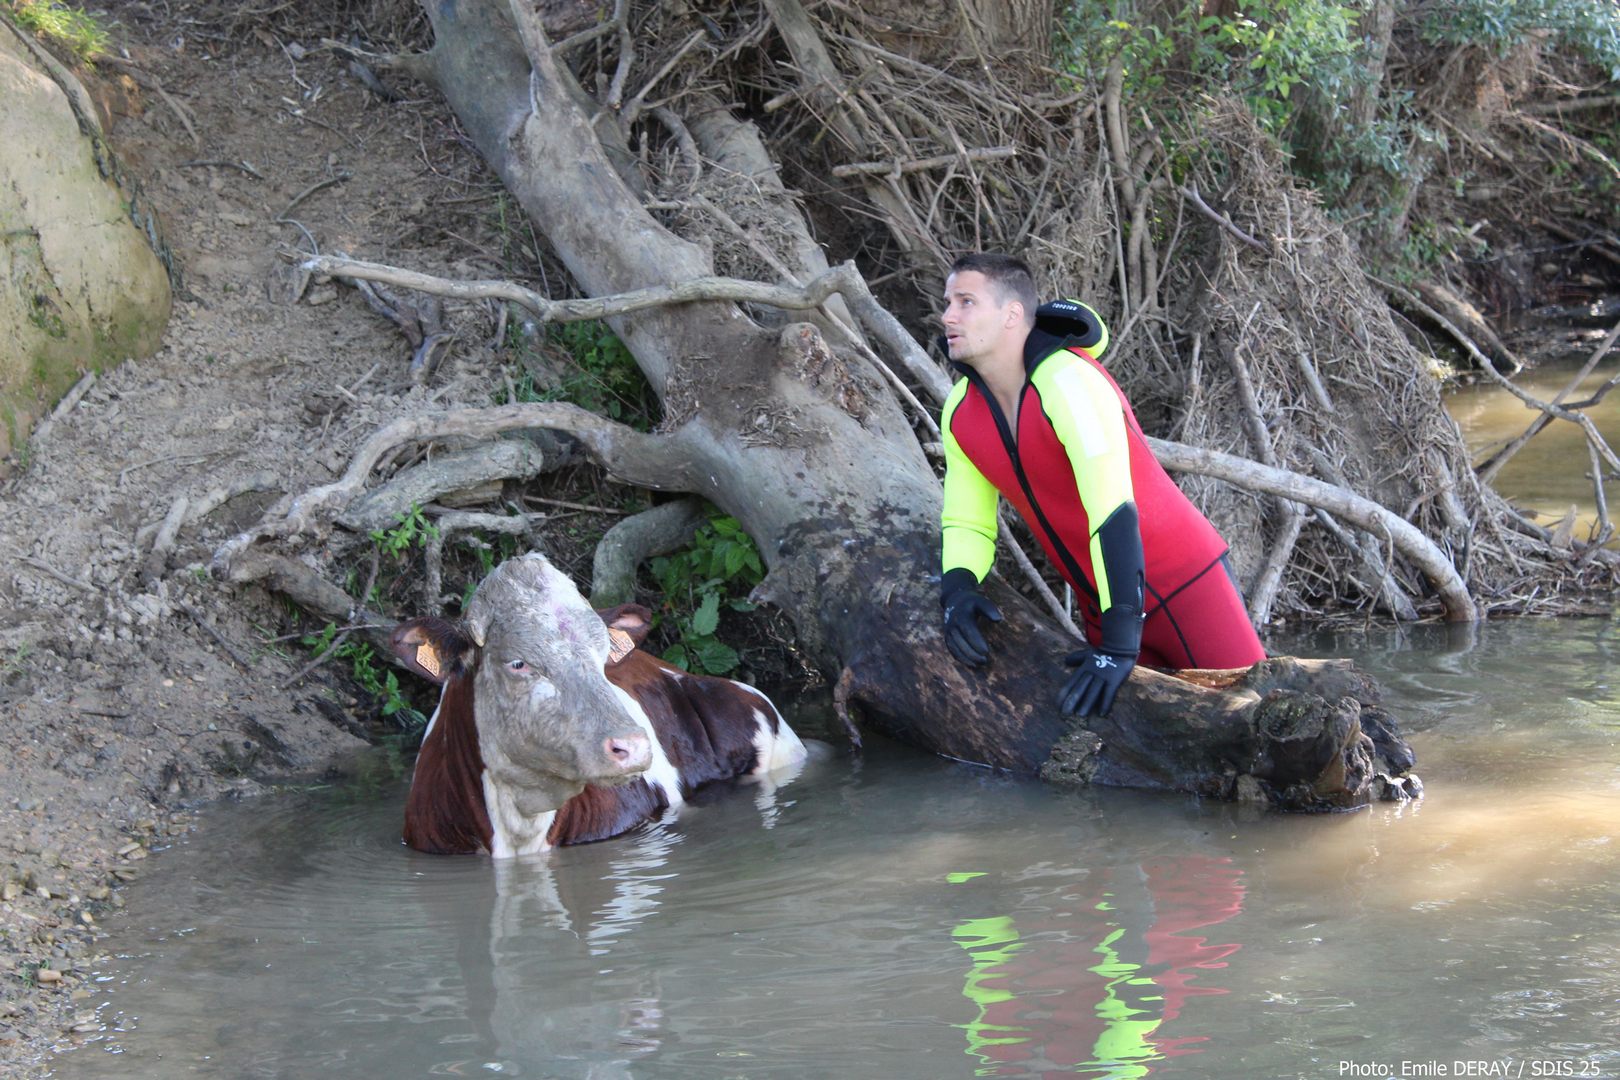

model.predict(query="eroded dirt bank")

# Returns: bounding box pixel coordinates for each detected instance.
[0,8,513,1071]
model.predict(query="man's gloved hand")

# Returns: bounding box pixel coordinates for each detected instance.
[1058,647,1135,718]
[942,589,1002,667]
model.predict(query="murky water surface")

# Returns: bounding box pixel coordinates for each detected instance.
[1446,352,1620,541]
[51,620,1620,1079]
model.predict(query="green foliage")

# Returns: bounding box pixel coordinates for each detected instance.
[1061,0,1362,135]
[648,514,764,675]
[1,644,31,685]
[6,0,108,62]
[369,504,439,559]
[301,623,428,732]
[498,320,656,431]
[1418,0,1620,79]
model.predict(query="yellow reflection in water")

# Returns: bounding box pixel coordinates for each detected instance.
[952,857,1245,1078]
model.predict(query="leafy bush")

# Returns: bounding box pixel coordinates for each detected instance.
[648,514,765,675]
[1060,0,1363,135]
[1418,0,1620,79]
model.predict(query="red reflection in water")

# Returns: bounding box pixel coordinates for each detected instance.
[954,855,1245,1078]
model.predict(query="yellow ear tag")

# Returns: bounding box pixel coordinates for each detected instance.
[415,642,444,680]
[608,628,635,665]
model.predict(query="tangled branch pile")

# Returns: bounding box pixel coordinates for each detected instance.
[583,0,1615,620]
[226,0,1616,624]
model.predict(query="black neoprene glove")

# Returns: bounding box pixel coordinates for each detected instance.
[1059,646,1135,718]
[1058,602,1141,719]
[941,568,1001,667]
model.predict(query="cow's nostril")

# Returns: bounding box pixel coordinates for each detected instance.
[606,733,651,771]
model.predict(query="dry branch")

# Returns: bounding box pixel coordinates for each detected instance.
[1146,437,1477,620]
[211,402,700,575]
[141,496,190,586]
[225,550,392,655]
[420,508,548,611]
[301,253,949,406]
[1477,319,1620,486]
[832,146,1018,178]
[336,440,548,533]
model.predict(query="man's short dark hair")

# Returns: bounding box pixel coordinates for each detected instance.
[949,253,1037,326]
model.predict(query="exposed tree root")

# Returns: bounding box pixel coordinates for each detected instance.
[588,498,706,607]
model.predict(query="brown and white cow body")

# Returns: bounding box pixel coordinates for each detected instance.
[391,553,806,857]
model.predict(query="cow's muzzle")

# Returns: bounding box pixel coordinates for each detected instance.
[606,732,652,773]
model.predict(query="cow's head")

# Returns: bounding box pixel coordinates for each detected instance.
[391,554,654,815]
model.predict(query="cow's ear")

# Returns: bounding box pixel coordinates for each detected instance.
[596,603,654,665]
[390,617,477,684]
[598,604,654,644]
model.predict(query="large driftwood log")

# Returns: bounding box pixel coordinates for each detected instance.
[1043,659,1419,809]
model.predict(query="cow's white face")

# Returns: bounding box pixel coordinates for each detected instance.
[463,554,653,811]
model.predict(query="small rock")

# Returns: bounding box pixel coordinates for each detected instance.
[36,969,62,985]
[1,881,19,902]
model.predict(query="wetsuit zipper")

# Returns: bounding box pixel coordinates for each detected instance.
[961,365,1101,610]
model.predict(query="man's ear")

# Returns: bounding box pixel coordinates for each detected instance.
[390,617,478,684]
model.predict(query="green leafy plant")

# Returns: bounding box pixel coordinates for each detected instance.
[6,0,109,62]
[648,514,765,675]
[369,504,439,559]
[498,320,656,431]
[301,623,428,732]
[1061,0,1361,136]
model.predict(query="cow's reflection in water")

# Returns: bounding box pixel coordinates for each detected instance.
[429,749,813,1078]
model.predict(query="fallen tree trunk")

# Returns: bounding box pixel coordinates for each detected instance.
[217,0,1419,811]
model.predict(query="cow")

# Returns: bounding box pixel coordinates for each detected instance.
[389,552,808,857]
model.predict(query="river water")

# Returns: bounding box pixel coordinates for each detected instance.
[1445,349,1620,543]
[48,619,1619,1080]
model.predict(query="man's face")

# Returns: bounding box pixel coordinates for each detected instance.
[942,270,1020,366]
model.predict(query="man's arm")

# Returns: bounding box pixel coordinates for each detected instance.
[939,381,1004,666]
[1039,354,1145,716]
[939,380,1000,598]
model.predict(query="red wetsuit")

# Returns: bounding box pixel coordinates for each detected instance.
[941,327,1265,670]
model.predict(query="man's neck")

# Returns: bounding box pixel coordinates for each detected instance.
[971,330,1030,402]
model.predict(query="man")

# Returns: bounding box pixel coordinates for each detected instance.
[938,252,1266,718]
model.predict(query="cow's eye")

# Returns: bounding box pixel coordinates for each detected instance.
[506,659,529,674]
